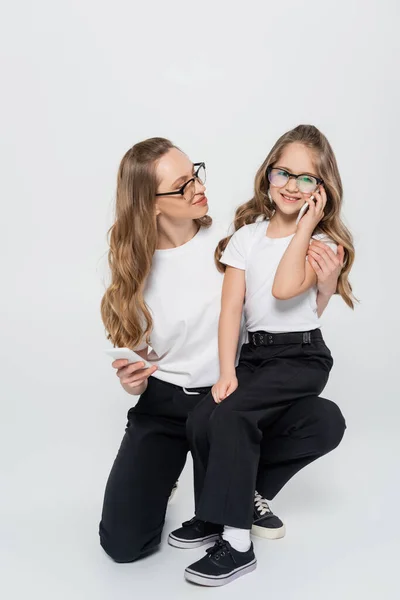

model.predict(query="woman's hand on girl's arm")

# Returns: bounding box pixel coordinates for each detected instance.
[272,187,327,300]
[308,241,344,316]
[214,266,245,403]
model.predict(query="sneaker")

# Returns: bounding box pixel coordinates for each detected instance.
[251,491,286,540]
[168,481,178,504]
[168,517,223,549]
[184,538,257,587]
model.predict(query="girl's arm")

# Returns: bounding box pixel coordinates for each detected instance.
[272,228,317,300]
[212,266,246,403]
[272,188,327,300]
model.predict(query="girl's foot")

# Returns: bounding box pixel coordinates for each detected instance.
[184,538,257,587]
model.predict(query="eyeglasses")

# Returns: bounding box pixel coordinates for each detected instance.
[267,166,323,194]
[155,163,206,202]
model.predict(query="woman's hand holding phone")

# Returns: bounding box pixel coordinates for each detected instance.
[113,359,157,392]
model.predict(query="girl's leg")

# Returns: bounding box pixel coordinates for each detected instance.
[195,340,333,530]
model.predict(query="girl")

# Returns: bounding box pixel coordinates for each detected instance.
[99,136,345,564]
[178,125,354,586]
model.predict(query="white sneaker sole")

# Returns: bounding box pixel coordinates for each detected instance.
[168,533,220,549]
[185,558,257,586]
[251,522,286,540]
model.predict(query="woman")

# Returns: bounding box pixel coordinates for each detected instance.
[99,137,345,563]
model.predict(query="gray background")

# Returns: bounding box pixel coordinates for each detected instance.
[1,0,399,598]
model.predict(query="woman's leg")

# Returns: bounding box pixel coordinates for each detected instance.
[99,379,199,562]
[257,396,346,499]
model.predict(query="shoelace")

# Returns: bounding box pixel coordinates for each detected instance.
[254,490,272,516]
[206,538,237,565]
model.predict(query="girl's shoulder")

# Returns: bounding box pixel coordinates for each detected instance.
[232,218,268,241]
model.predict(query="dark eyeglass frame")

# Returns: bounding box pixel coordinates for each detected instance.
[267,166,324,190]
[155,162,206,198]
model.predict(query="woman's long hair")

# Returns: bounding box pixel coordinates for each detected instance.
[215,125,356,308]
[101,137,211,348]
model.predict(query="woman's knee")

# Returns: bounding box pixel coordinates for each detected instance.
[99,522,160,563]
[315,399,347,454]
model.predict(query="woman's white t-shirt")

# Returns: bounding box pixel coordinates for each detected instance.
[142,223,226,388]
[221,220,336,334]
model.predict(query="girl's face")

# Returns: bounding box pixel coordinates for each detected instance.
[155,148,208,221]
[268,142,321,218]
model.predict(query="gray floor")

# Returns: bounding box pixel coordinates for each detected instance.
[1,405,398,600]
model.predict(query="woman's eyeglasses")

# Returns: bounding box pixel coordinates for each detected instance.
[156,163,206,202]
[267,166,323,194]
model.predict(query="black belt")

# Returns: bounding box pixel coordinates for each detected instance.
[249,329,322,347]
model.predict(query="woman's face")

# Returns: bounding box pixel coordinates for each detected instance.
[268,142,321,218]
[155,148,208,220]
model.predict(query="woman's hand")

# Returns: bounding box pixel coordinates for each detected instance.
[211,374,238,404]
[297,186,327,233]
[113,359,157,394]
[308,240,344,297]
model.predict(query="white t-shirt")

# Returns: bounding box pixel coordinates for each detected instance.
[141,223,226,388]
[221,220,337,334]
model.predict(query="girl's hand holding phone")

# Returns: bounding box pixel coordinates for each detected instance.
[297,185,327,233]
[212,374,238,404]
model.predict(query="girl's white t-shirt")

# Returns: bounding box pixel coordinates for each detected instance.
[221,220,337,334]
[142,223,226,388]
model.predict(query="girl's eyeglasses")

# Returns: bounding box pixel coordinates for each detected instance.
[267,166,323,194]
[156,163,206,202]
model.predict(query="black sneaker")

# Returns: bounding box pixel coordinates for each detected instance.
[168,517,223,549]
[251,491,286,540]
[184,538,257,587]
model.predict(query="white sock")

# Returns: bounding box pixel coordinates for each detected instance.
[222,526,251,552]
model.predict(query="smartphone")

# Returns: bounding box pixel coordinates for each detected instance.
[104,347,152,369]
[295,194,316,225]
[296,202,309,225]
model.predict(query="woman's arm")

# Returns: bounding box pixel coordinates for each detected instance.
[212,266,246,403]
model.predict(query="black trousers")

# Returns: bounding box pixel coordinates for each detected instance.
[188,332,339,529]
[100,368,345,563]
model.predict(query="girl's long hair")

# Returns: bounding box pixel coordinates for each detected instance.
[216,124,356,308]
[101,137,211,348]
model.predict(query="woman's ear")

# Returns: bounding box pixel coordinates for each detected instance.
[155,203,161,217]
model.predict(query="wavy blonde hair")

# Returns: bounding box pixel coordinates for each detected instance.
[101,137,212,348]
[216,124,356,308]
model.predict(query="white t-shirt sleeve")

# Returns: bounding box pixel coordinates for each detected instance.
[220,225,252,270]
[312,232,338,254]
